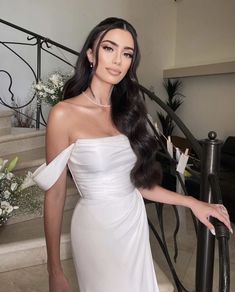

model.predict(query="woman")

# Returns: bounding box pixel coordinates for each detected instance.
[33,17,232,292]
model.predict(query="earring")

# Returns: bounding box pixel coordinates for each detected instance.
[90,63,93,69]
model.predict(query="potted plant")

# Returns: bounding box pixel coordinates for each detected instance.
[157,78,185,138]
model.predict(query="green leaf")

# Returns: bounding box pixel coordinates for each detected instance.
[6,157,19,172]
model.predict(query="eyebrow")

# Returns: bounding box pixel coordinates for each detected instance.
[101,40,134,51]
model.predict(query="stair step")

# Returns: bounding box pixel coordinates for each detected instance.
[7,176,80,225]
[0,127,45,156]
[4,147,45,174]
[0,208,174,291]
[0,110,12,135]
[0,209,73,273]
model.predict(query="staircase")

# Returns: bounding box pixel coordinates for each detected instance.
[0,109,79,263]
[0,110,45,174]
[0,110,174,292]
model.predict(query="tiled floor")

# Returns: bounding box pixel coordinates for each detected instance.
[0,204,234,292]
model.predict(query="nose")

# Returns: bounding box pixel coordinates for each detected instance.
[113,51,121,65]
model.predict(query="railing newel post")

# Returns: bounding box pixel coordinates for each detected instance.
[195,131,222,292]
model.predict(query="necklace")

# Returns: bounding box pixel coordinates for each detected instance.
[83,88,111,108]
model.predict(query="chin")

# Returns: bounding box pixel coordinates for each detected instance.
[108,74,126,84]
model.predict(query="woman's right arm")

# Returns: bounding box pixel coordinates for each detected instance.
[43,104,71,291]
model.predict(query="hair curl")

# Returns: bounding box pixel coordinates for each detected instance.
[63,17,162,189]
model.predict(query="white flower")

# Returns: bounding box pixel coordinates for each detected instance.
[6,205,13,214]
[6,172,14,180]
[0,208,2,216]
[1,201,14,214]
[0,172,5,180]
[1,201,10,208]
[13,206,19,210]
[49,74,61,86]
[44,86,52,93]
[20,171,36,190]
[34,82,43,91]
[0,158,8,172]
[10,182,18,192]
[4,190,11,199]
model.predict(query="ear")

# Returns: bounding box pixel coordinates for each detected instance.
[86,48,94,64]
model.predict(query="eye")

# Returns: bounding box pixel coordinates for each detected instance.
[123,52,133,59]
[102,45,113,52]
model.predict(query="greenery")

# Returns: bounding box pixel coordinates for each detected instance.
[34,72,70,106]
[12,185,42,218]
[12,102,35,128]
[157,79,185,137]
[0,157,37,226]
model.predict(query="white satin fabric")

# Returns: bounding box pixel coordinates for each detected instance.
[33,134,159,292]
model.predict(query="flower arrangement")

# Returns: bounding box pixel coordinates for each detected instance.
[0,157,35,226]
[34,72,70,106]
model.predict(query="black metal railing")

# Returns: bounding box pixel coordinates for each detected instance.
[0,18,230,292]
[0,18,79,128]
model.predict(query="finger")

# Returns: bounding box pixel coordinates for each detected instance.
[200,217,216,235]
[210,209,233,234]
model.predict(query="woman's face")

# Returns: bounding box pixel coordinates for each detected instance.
[87,28,134,85]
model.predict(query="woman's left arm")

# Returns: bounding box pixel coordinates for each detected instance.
[139,185,233,235]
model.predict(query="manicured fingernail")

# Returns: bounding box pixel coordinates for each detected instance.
[230,228,233,234]
[210,229,216,236]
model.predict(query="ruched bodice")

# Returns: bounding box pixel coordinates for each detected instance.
[33,134,136,197]
[33,134,159,292]
[69,135,136,200]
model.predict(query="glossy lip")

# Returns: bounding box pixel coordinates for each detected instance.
[106,68,122,76]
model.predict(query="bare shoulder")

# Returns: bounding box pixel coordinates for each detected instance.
[47,98,83,126]
[48,100,72,121]
[46,102,72,152]
[47,95,87,144]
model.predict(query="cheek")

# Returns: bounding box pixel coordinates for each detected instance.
[122,60,132,74]
[98,50,112,65]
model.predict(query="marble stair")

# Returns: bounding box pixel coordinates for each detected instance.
[0,109,174,291]
[0,110,45,174]
[0,110,80,271]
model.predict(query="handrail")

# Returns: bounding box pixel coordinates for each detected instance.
[0,18,79,128]
[0,19,79,56]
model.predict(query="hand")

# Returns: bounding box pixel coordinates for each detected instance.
[49,270,71,292]
[189,198,233,235]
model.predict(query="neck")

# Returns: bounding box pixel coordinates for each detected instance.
[89,79,113,105]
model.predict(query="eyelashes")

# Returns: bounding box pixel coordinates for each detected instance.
[101,45,133,59]
[124,52,133,59]
[102,45,113,52]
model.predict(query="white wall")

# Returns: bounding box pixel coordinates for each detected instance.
[126,0,177,118]
[174,0,235,140]
[175,0,235,66]
[0,0,176,121]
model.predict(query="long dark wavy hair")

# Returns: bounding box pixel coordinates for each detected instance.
[63,17,162,189]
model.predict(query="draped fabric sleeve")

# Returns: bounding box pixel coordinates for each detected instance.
[32,143,75,191]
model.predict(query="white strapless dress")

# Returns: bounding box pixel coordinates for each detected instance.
[33,134,159,292]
